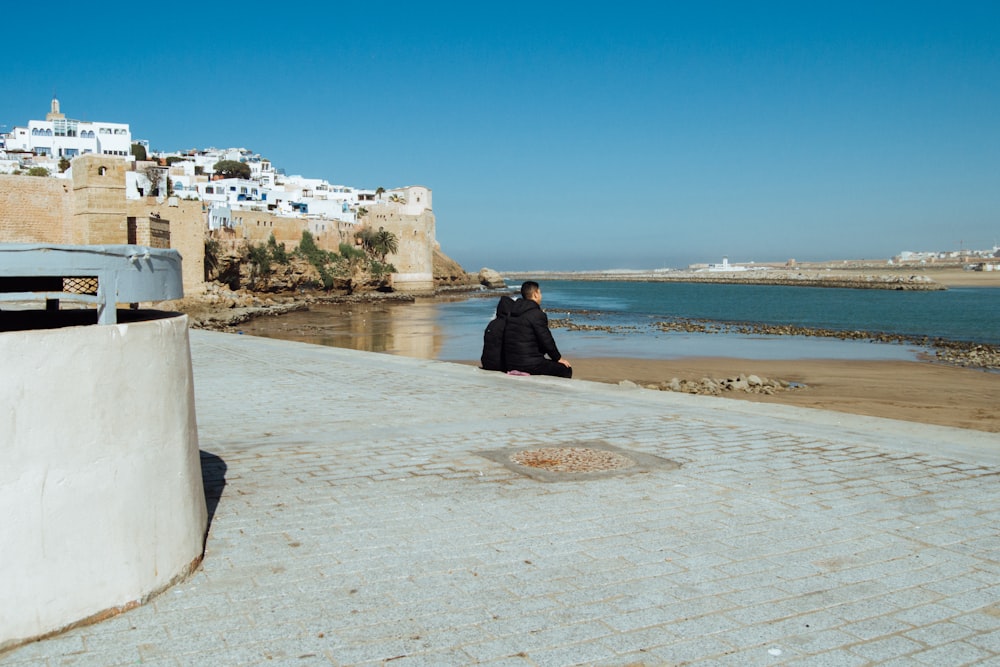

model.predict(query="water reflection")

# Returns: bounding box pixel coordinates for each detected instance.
[233,292,928,364]
[237,300,445,359]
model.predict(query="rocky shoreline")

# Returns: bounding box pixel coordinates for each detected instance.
[619,373,797,396]
[161,282,420,332]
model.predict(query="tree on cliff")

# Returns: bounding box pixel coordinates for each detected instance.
[357,227,399,263]
[296,230,337,290]
[267,233,289,264]
[247,242,272,289]
[291,230,397,294]
[373,228,399,263]
[213,159,251,180]
[336,243,370,294]
[142,165,165,197]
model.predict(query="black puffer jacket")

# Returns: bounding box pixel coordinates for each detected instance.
[502,298,562,371]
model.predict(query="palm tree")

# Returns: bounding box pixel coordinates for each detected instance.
[356,228,377,256]
[375,186,385,200]
[373,228,399,263]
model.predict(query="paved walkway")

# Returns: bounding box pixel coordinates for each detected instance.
[5,330,1000,666]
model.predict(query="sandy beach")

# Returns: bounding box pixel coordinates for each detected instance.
[914,268,1000,288]
[568,356,999,433]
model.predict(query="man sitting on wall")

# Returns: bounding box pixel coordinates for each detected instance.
[502,280,572,378]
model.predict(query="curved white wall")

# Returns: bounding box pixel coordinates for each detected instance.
[0,314,207,650]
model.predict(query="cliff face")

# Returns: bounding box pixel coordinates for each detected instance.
[433,247,475,288]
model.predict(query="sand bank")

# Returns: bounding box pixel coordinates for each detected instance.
[569,356,1000,434]
[910,268,1000,288]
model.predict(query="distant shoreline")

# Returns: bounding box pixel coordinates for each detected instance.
[500,265,1000,290]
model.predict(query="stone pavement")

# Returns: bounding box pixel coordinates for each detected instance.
[4,330,1000,666]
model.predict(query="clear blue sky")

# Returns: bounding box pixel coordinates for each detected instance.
[4,1,998,270]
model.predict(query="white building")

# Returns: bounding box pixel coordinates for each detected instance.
[706,256,749,272]
[3,97,132,159]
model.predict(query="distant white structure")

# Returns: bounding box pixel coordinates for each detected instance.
[706,256,749,272]
[896,246,1000,264]
[2,97,132,159]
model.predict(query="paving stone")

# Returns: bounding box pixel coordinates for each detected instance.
[3,330,999,666]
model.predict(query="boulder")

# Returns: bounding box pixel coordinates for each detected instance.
[478,267,506,289]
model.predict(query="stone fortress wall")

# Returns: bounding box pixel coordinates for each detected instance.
[0,172,75,243]
[0,158,437,293]
[358,186,435,292]
[0,155,206,290]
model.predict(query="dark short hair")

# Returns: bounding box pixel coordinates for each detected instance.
[520,281,540,299]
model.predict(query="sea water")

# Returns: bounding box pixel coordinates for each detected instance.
[237,281,1000,362]
[538,281,1000,344]
[464,280,1000,362]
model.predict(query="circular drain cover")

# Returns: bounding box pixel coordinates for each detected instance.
[510,447,637,473]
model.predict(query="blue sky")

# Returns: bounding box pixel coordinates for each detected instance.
[4,1,998,270]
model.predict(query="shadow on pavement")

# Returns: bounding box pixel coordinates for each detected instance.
[199,450,227,536]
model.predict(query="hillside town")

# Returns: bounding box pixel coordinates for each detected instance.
[1,97,385,225]
[0,97,477,299]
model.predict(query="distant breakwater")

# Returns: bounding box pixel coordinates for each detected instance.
[503,270,947,291]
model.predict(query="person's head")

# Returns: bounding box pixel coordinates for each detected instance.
[521,280,541,304]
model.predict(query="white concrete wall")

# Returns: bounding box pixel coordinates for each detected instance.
[0,314,207,650]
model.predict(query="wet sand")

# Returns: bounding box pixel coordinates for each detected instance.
[567,356,1000,433]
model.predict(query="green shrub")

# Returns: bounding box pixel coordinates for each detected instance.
[267,233,289,264]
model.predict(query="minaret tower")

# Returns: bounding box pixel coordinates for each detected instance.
[46,94,65,121]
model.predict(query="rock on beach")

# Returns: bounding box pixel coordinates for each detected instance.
[478,267,506,289]
[633,373,794,396]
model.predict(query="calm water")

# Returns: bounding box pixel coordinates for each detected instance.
[539,281,1000,344]
[237,280,1000,363]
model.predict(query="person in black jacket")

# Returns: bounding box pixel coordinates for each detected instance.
[480,295,515,371]
[502,281,572,378]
